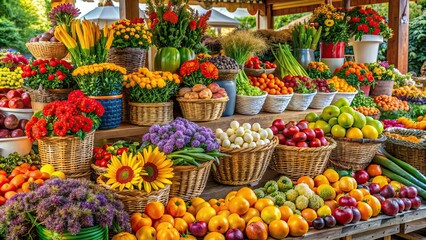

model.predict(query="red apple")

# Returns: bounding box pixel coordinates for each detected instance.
[401,198,412,210]
[272,119,285,131]
[333,207,353,225]
[6,90,21,100]
[381,198,399,216]
[270,125,279,135]
[293,132,307,142]
[288,126,300,136]
[338,196,357,207]
[410,196,421,210]
[276,133,286,145]
[21,92,31,108]
[285,121,296,128]
[318,137,328,146]
[399,186,409,198]
[368,183,381,194]
[314,128,325,138]
[0,98,9,108]
[0,94,6,99]
[8,97,24,109]
[303,128,316,141]
[299,119,309,125]
[354,170,370,184]
[296,121,308,131]
[282,128,291,137]
[16,88,26,94]
[380,184,396,198]
[406,186,417,198]
[309,138,322,147]
[297,141,309,148]
[285,138,296,146]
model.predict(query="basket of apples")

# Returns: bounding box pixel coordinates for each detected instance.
[244,57,276,77]
[309,78,337,109]
[283,75,317,111]
[214,121,278,185]
[269,119,337,181]
[0,89,33,120]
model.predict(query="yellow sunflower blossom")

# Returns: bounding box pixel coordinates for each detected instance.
[325,19,334,27]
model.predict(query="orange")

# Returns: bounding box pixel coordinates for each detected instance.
[254,198,274,212]
[227,213,245,231]
[366,164,382,177]
[314,175,329,187]
[268,220,289,239]
[196,206,216,223]
[241,208,260,223]
[260,206,281,224]
[323,168,339,183]
[278,205,293,221]
[245,221,268,240]
[228,196,250,216]
[208,215,229,234]
[356,202,373,221]
[301,208,317,223]
[363,195,381,217]
[204,232,225,240]
[349,189,364,202]
[324,200,338,213]
[174,218,188,234]
[236,187,257,207]
[296,176,315,189]
[339,176,357,192]
[182,212,195,225]
[287,214,309,237]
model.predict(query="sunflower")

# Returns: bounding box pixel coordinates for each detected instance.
[138,146,174,193]
[324,19,335,27]
[104,151,143,191]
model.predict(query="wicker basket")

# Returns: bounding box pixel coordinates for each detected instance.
[218,69,239,80]
[129,102,173,126]
[235,94,267,115]
[310,91,337,109]
[244,67,275,77]
[26,42,68,60]
[97,176,170,214]
[169,161,213,201]
[213,137,279,185]
[107,48,147,74]
[329,135,386,171]
[370,80,394,96]
[270,138,337,181]
[384,128,426,175]
[287,91,317,111]
[28,88,72,113]
[91,164,107,179]
[38,131,95,179]
[263,93,293,113]
[177,97,228,122]
[88,95,122,130]
[332,91,358,105]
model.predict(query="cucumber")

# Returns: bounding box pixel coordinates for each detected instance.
[381,168,426,199]
[372,155,426,190]
[381,149,426,185]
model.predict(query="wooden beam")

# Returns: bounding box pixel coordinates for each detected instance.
[343,0,350,9]
[119,0,139,19]
[387,0,409,73]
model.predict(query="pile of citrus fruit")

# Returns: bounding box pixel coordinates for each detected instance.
[396,116,426,130]
[249,74,293,95]
[373,95,409,112]
[327,76,357,92]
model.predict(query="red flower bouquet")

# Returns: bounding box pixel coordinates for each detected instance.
[26,90,104,141]
[347,6,393,40]
[180,59,218,87]
[181,10,212,51]
[334,61,374,87]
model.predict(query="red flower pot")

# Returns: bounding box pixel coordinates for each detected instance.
[320,42,345,58]
[359,85,371,96]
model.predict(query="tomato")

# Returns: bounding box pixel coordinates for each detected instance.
[8,169,23,179]
[95,160,101,166]
[208,198,226,213]
[182,212,195,225]
[228,197,250,216]
[241,208,260,223]
[356,202,373,221]
[236,187,257,207]
[156,228,180,240]
[0,170,6,176]
[30,166,38,172]
[154,214,175,229]
[287,215,309,237]
[20,163,31,170]
[154,47,181,73]
[29,170,42,180]
[130,213,152,232]
[0,175,9,185]
[297,176,315,189]
[173,218,188,234]
[100,160,108,168]
[166,197,186,218]
[269,220,289,239]
[21,182,31,193]
[103,153,112,161]
[111,232,137,240]
[34,179,44,185]
[0,196,6,205]
[254,198,274,212]
[93,147,103,154]
[301,208,317,225]
[9,174,27,188]
[278,206,294,221]
[227,213,245,231]
[40,172,50,180]
[367,164,382,177]
[363,195,381,217]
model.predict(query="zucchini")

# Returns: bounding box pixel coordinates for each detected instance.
[373,155,426,190]
[381,149,426,185]
[381,168,426,199]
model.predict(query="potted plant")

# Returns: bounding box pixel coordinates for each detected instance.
[123,67,180,126]
[347,6,393,64]
[21,58,75,112]
[310,4,349,73]
[180,10,212,61]
[292,23,322,69]
[0,50,27,90]
[25,90,104,178]
[180,59,218,87]
[367,61,396,96]
[72,63,126,129]
[0,178,130,239]
[107,18,152,74]
[334,61,374,89]
[147,0,191,73]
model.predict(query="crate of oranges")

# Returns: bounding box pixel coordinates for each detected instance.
[249,73,294,113]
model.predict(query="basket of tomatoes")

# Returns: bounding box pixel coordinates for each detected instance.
[244,57,276,77]
[249,74,294,113]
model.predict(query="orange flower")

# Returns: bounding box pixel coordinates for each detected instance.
[345,70,351,76]
[200,62,218,80]
[180,60,199,76]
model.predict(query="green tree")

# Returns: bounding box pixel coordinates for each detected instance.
[236,16,256,30]
[408,14,426,74]
[0,19,25,51]
[274,13,309,30]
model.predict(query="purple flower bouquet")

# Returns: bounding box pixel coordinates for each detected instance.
[142,117,226,167]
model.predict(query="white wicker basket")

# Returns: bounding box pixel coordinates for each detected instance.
[309,91,337,109]
[236,94,267,115]
[287,91,317,111]
[263,93,293,113]
[331,91,358,105]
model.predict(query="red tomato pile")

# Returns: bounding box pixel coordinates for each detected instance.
[245,57,276,69]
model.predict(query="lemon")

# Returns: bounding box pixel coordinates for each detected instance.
[51,171,66,179]
[346,127,363,139]
[361,125,378,139]
[40,164,55,174]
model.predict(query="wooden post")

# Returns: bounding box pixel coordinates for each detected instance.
[343,0,350,9]
[388,0,409,73]
[119,0,139,20]
[256,5,273,29]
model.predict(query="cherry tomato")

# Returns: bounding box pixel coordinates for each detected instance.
[0,170,6,176]
[103,144,111,150]
[116,147,128,155]
[93,147,103,154]
[94,152,103,160]
[95,160,101,166]
[100,160,108,168]
[103,153,112,161]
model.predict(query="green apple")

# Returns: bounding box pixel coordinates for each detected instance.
[333,98,350,108]
[331,124,346,138]
[305,112,320,122]
[365,116,374,124]
[308,122,316,129]
[328,117,338,127]
[315,120,331,134]
[320,105,340,121]
[352,111,367,129]
[367,119,384,134]
[340,106,356,115]
[338,113,354,128]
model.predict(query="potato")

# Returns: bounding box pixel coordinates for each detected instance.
[207,83,220,93]
[192,84,206,92]
[199,88,212,99]
[189,92,199,99]
[179,87,192,97]
[217,88,228,97]
[184,92,192,99]
[212,93,223,99]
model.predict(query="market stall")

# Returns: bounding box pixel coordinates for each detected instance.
[0,0,426,239]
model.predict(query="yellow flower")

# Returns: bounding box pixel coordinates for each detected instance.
[138,41,143,45]
[116,31,121,36]
[130,32,135,36]
[103,151,143,191]
[325,19,334,27]
[121,29,126,33]
[126,27,130,32]
[135,26,141,31]
[135,34,140,39]
[124,35,129,39]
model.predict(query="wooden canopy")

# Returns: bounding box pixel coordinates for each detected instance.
[52,0,409,73]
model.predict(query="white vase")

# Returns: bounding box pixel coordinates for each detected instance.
[349,34,383,64]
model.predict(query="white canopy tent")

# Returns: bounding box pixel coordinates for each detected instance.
[79,5,147,27]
